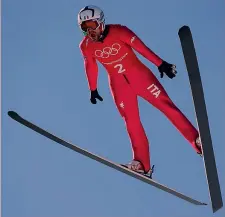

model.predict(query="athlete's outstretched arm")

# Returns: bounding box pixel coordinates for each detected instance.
[119,25,177,79]
[80,43,98,91]
[119,25,163,67]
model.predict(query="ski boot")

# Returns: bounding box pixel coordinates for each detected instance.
[121,160,154,179]
[196,137,203,157]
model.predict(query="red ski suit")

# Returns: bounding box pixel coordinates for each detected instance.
[80,24,200,172]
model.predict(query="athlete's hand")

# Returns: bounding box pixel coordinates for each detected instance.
[158,61,177,79]
[90,89,103,104]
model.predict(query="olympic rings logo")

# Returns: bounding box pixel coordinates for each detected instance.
[95,43,121,58]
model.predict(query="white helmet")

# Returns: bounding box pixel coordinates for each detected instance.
[78,5,105,34]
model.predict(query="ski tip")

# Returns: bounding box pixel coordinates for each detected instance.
[178,25,190,35]
[8,111,20,119]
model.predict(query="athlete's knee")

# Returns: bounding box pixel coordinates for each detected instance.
[159,98,177,112]
[124,114,142,130]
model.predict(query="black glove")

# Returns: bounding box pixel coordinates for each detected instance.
[90,89,103,104]
[158,61,177,79]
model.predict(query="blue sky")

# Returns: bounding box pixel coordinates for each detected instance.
[2,0,225,216]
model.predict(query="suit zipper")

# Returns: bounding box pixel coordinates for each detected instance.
[123,74,130,84]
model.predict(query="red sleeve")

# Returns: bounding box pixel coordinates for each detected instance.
[80,41,98,91]
[119,25,163,67]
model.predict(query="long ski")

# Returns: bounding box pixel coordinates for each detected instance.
[178,25,223,213]
[8,111,206,206]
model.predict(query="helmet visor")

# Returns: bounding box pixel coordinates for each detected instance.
[81,20,99,32]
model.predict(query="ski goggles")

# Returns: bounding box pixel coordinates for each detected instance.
[80,20,100,32]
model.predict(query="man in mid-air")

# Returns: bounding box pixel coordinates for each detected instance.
[78,5,202,177]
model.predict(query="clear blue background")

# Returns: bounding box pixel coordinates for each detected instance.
[2,0,225,216]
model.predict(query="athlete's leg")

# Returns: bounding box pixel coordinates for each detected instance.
[110,76,151,172]
[133,69,202,154]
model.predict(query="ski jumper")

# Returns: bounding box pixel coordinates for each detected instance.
[80,24,200,172]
